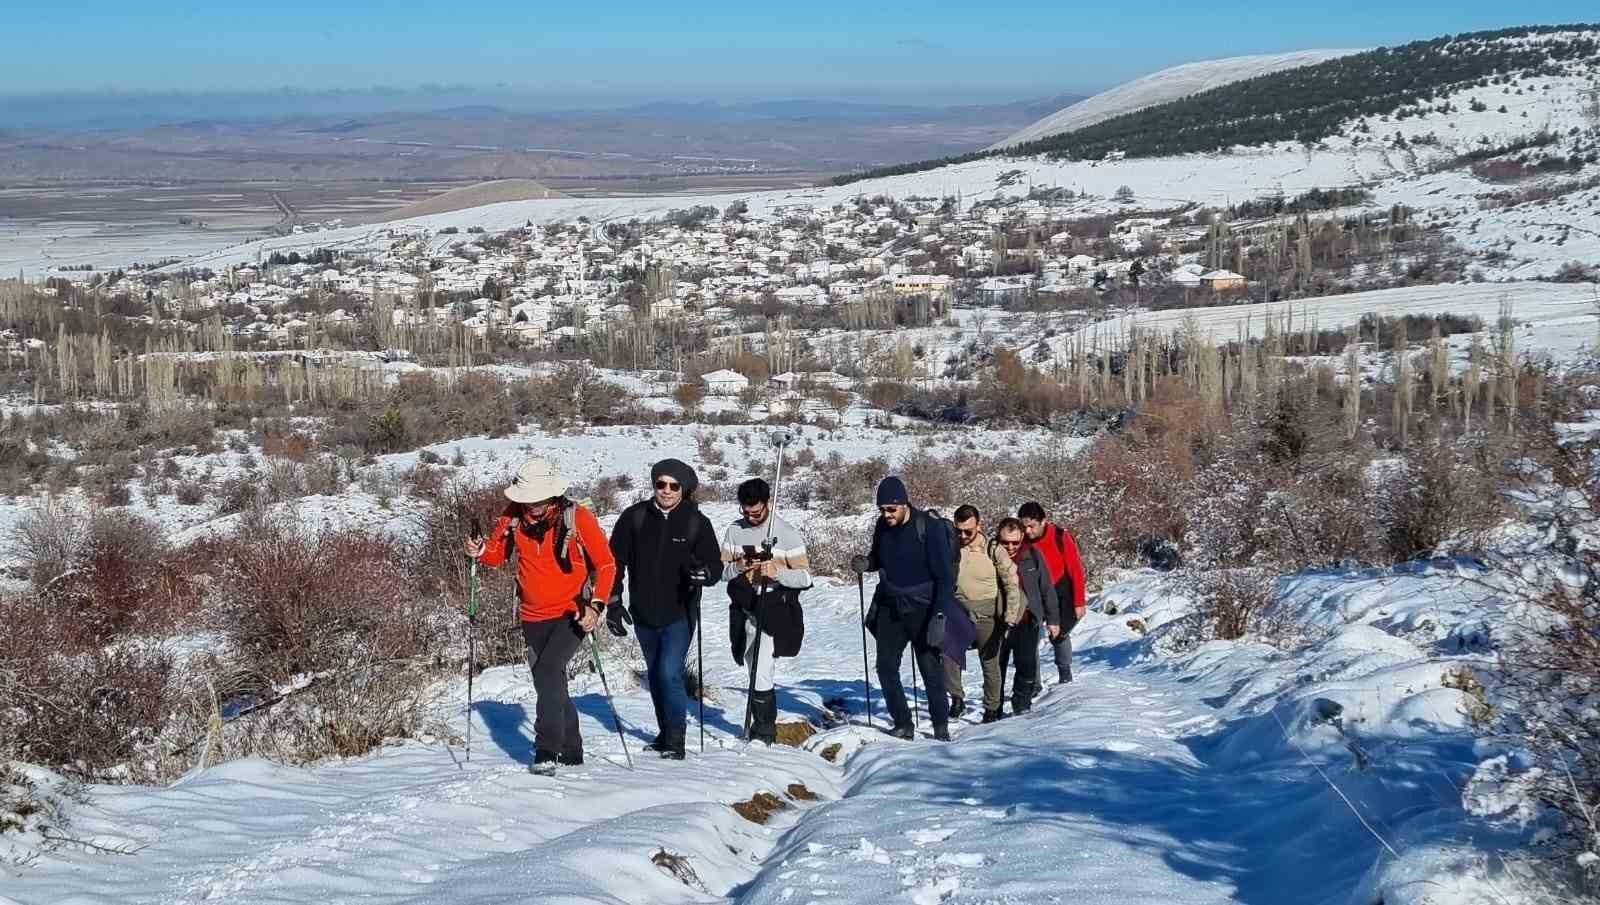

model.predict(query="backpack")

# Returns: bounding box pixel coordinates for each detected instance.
[913,508,961,568]
[508,500,600,602]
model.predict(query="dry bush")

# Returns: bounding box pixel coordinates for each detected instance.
[0,592,184,777]
[8,501,197,639]
[814,452,890,516]
[206,514,438,683]
[412,479,525,669]
[1374,440,1506,561]
[803,520,872,580]
[1175,567,1284,646]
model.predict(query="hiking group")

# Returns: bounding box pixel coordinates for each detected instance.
[464,450,1085,774]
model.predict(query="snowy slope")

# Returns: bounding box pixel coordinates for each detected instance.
[986,49,1360,151]
[2,546,1537,905]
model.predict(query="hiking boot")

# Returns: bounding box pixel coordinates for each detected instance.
[660,726,687,761]
[642,732,667,752]
[949,696,967,719]
[1011,701,1031,715]
[932,723,951,742]
[1058,671,1073,685]
[529,750,560,776]
[750,690,778,746]
[557,751,583,767]
[981,708,1002,724]
[887,722,914,740]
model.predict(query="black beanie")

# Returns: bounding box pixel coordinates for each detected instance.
[876,476,909,506]
[651,458,699,495]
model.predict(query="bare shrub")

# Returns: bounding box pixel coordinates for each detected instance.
[412,479,523,669]
[1375,440,1506,561]
[1182,567,1283,643]
[206,515,436,683]
[803,521,871,579]
[0,592,183,777]
[814,453,890,516]
[175,481,206,506]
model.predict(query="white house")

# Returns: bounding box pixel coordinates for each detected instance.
[699,369,750,395]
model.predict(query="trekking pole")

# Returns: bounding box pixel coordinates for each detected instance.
[588,633,635,770]
[856,571,874,727]
[910,654,921,733]
[695,586,705,754]
[466,518,482,763]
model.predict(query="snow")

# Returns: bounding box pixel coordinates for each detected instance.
[3,526,1554,904]
[1051,281,1599,364]
[989,49,1362,150]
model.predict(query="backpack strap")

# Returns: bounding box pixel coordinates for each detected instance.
[913,509,928,546]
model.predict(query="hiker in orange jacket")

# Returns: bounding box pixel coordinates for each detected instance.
[466,457,616,775]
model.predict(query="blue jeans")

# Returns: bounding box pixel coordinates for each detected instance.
[635,618,692,736]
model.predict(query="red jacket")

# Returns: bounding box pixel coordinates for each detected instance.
[478,504,617,623]
[1033,523,1087,613]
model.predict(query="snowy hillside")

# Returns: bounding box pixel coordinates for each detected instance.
[1,545,1546,905]
[986,49,1359,151]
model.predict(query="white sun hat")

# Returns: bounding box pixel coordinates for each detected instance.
[504,457,569,504]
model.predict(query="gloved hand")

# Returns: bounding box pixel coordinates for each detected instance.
[606,602,633,638]
[925,609,946,649]
[683,561,715,587]
[849,554,871,575]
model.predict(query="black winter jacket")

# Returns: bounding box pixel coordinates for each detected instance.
[609,500,721,629]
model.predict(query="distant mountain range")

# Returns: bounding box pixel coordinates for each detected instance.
[0,93,1087,184]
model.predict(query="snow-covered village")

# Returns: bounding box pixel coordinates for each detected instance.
[6,14,1600,905]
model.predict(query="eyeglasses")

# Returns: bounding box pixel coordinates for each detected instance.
[654,480,681,491]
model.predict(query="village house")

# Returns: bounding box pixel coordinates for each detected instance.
[1200,269,1247,290]
[699,368,750,395]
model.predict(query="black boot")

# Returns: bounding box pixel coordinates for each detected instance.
[949,696,967,719]
[643,732,666,752]
[932,723,950,742]
[981,708,1002,724]
[1058,669,1073,684]
[887,722,914,740]
[660,725,687,760]
[557,749,583,766]
[751,690,778,745]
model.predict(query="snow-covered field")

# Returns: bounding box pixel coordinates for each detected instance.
[2,531,1543,905]
[1054,281,1600,363]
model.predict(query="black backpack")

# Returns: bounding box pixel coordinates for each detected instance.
[915,508,962,568]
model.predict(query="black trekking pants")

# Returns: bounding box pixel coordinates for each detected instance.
[999,619,1040,712]
[522,618,584,761]
[874,601,949,729]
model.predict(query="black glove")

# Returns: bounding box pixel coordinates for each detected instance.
[606,603,633,637]
[925,609,946,649]
[849,554,871,575]
[683,562,714,587]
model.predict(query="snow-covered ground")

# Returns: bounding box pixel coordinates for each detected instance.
[2,537,1541,905]
[1053,281,1600,364]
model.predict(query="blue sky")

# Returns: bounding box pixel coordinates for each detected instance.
[4,1,1596,105]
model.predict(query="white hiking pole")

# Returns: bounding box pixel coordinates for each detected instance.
[910,655,921,733]
[589,634,635,770]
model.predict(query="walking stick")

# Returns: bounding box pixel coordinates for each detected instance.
[588,633,635,770]
[695,586,705,754]
[856,572,874,727]
[466,518,481,762]
[910,652,921,733]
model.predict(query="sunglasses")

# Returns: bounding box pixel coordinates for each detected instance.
[654,480,681,491]
[999,539,1024,548]
[878,505,903,514]
[957,528,979,538]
